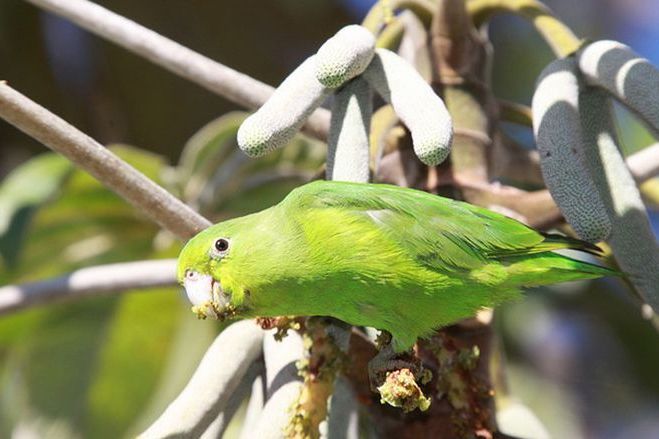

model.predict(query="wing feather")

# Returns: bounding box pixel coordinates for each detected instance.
[284,181,597,272]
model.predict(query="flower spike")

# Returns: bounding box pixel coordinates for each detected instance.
[532,58,611,243]
[237,56,331,157]
[363,49,453,166]
[315,25,376,89]
[578,40,659,137]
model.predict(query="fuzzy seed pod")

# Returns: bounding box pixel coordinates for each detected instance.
[578,40,659,137]
[315,25,376,89]
[579,87,659,305]
[139,320,264,438]
[363,48,453,166]
[237,56,331,157]
[327,78,372,182]
[532,57,611,243]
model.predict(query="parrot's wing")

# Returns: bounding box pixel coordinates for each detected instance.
[285,181,598,272]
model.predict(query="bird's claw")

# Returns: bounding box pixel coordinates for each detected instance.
[367,341,432,412]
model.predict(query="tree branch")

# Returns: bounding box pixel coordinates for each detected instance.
[498,99,533,127]
[362,0,436,33]
[139,320,265,438]
[466,0,581,57]
[0,259,177,316]
[0,82,211,239]
[22,0,330,141]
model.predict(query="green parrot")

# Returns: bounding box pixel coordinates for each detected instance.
[177,180,615,352]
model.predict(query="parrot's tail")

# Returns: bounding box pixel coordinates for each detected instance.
[503,252,620,287]
[540,233,605,256]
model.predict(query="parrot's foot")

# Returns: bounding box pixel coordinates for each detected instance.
[367,343,432,412]
[256,316,301,341]
[367,343,417,391]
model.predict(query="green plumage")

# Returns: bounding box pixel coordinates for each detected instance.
[178,181,616,351]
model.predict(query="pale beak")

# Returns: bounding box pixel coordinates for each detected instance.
[183,270,231,319]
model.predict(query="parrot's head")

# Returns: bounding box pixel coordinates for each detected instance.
[177,214,265,321]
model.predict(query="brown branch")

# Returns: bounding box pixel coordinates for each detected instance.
[0,82,211,239]
[431,0,495,185]
[498,99,533,126]
[490,132,544,186]
[466,0,581,57]
[23,0,330,141]
[363,0,436,33]
[0,259,177,315]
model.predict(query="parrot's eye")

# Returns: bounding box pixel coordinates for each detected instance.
[212,238,230,257]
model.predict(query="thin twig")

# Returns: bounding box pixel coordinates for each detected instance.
[23,0,330,140]
[0,259,177,315]
[397,10,433,80]
[466,0,581,57]
[139,320,265,438]
[376,17,405,50]
[498,99,533,127]
[362,0,436,33]
[0,82,211,239]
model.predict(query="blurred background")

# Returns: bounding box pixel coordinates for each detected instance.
[0,0,657,437]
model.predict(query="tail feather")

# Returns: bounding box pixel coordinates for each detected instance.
[490,232,605,258]
[503,252,619,288]
[541,233,604,256]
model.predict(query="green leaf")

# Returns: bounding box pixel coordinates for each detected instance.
[85,288,181,439]
[169,113,325,216]
[196,133,326,216]
[126,313,219,436]
[0,145,179,437]
[19,297,118,429]
[176,112,248,197]
[9,145,166,281]
[0,153,72,268]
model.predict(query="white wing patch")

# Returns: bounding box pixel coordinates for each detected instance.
[365,209,391,227]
